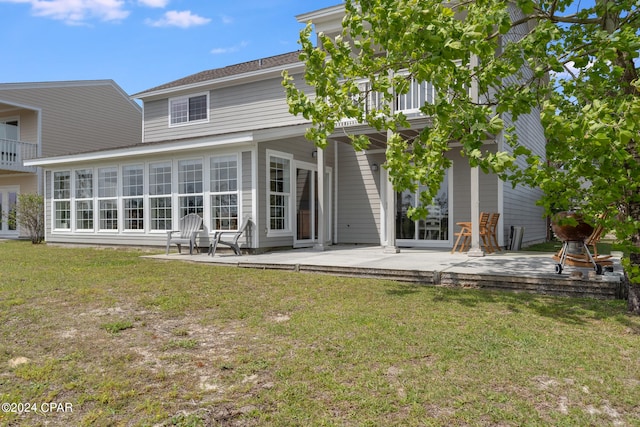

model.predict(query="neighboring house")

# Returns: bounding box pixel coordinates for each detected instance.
[0,80,141,239]
[26,4,546,252]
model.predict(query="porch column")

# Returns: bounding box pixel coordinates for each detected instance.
[468,166,484,257]
[384,129,400,253]
[314,147,326,251]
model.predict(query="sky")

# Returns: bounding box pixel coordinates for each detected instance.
[1,0,342,96]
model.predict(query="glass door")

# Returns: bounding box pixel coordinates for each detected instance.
[396,169,450,246]
[295,166,317,245]
[0,187,19,236]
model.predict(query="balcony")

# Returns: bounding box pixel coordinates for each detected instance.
[0,138,38,174]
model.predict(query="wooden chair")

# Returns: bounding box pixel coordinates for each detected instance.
[452,212,491,253]
[485,213,501,252]
[209,215,252,256]
[166,213,202,255]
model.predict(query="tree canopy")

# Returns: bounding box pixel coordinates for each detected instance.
[283,0,640,289]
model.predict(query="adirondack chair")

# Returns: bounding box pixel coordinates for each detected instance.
[209,215,251,256]
[166,213,202,255]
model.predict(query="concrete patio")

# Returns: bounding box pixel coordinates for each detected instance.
[149,245,627,300]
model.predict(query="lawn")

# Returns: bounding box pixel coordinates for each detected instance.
[1,240,639,426]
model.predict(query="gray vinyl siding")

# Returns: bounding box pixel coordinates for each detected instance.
[44,171,52,241]
[0,81,141,157]
[240,150,253,248]
[335,143,384,244]
[502,109,547,246]
[143,74,313,143]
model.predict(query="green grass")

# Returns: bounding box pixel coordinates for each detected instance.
[1,240,639,426]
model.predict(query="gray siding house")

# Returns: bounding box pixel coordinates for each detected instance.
[26,4,546,252]
[0,80,141,239]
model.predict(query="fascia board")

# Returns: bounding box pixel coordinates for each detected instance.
[25,132,254,167]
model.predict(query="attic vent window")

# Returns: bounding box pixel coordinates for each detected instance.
[169,93,209,126]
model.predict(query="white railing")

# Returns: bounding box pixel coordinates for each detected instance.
[339,77,435,127]
[0,138,38,172]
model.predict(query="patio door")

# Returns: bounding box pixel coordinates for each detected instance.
[294,162,332,247]
[0,187,19,237]
[396,169,451,247]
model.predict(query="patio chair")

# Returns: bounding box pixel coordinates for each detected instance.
[209,215,252,256]
[452,212,491,253]
[166,213,202,255]
[486,212,501,252]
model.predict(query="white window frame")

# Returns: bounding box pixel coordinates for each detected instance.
[74,169,94,231]
[266,150,293,236]
[53,170,71,231]
[177,158,204,219]
[97,167,119,232]
[149,161,173,232]
[169,92,209,127]
[122,164,145,232]
[209,154,240,231]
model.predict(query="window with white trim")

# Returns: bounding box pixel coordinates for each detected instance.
[149,161,172,231]
[210,154,238,230]
[122,165,144,230]
[170,93,208,126]
[268,153,291,232]
[178,159,203,218]
[75,169,94,230]
[53,171,71,230]
[98,167,118,231]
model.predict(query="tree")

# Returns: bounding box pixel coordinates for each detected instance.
[16,193,44,244]
[283,0,640,311]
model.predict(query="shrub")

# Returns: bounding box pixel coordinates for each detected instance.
[17,193,44,244]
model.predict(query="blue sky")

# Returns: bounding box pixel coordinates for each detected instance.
[1,0,341,95]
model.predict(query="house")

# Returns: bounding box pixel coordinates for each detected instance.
[0,80,141,238]
[25,4,547,253]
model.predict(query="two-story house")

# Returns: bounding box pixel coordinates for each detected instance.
[25,4,547,252]
[0,80,141,238]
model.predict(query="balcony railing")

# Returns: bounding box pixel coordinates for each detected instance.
[0,138,38,173]
[339,77,436,128]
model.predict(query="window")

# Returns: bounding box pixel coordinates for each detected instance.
[149,162,172,231]
[178,159,203,218]
[170,93,208,125]
[122,165,144,230]
[75,169,94,230]
[268,153,291,232]
[210,155,238,230]
[98,167,118,231]
[53,171,71,229]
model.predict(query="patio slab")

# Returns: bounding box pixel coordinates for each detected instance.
[148,246,626,300]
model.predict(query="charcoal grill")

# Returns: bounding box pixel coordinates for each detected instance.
[551,211,613,275]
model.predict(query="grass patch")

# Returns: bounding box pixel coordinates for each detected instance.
[1,240,639,426]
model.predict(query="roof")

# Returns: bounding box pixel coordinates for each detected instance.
[132,51,303,98]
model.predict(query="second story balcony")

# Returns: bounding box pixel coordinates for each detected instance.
[0,138,38,174]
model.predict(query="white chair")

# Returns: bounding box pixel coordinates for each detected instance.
[166,213,202,255]
[420,205,441,240]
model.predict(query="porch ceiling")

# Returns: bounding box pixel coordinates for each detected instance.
[329,116,433,150]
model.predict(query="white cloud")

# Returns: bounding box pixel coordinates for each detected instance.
[146,10,211,28]
[4,0,130,24]
[210,41,248,55]
[220,14,233,24]
[138,0,168,7]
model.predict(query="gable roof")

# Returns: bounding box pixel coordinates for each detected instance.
[133,51,303,99]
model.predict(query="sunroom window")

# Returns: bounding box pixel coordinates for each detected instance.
[170,93,208,125]
[149,161,172,231]
[268,153,291,232]
[98,167,118,231]
[178,159,203,218]
[75,169,94,230]
[210,154,238,231]
[122,165,144,230]
[53,171,71,230]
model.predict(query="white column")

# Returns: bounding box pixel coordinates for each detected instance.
[384,130,400,253]
[468,166,484,257]
[314,147,326,251]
